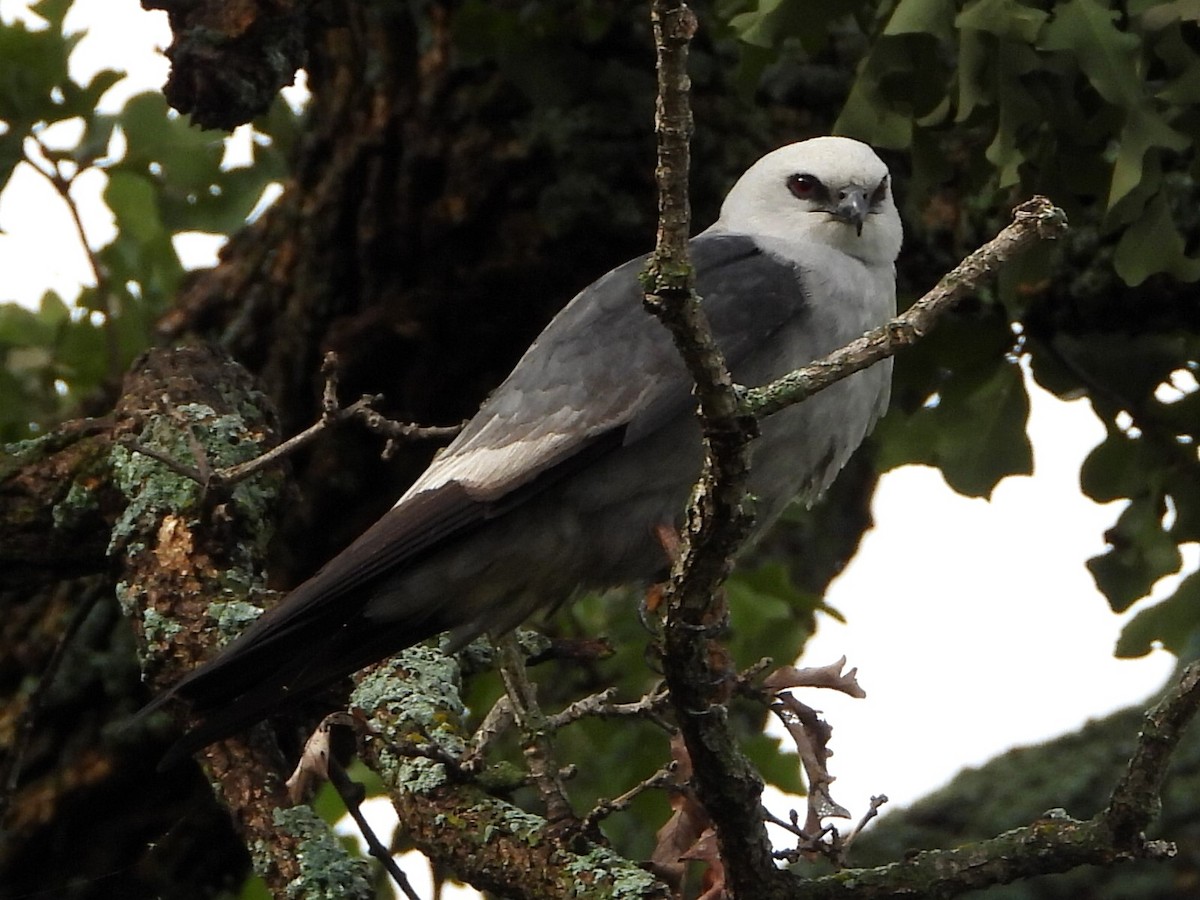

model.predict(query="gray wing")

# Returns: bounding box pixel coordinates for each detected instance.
[161,233,809,753]
[405,233,808,500]
[284,232,809,605]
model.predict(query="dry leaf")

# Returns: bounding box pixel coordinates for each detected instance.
[648,733,713,891]
[284,711,358,805]
[763,656,865,698]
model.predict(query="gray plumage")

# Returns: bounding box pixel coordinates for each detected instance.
[158,137,902,765]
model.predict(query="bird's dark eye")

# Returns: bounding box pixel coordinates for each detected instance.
[787,173,823,201]
[870,176,889,206]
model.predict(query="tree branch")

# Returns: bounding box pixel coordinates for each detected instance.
[120,352,463,491]
[640,8,1073,899]
[143,0,308,130]
[644,1,782,896]
[495,632,576,826]
[0,351,462,594]
[1104,660,1200,845]
[352,645,672,899]
[741,196,1068,420]
[0,418,121,588]
[111,346,371,899]
[761,587,1200,898]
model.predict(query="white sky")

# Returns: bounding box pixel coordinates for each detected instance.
[0,1,1189,896]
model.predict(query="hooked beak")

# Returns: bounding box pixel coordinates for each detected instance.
[830,188,869,236]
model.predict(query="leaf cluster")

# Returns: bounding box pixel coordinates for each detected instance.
[0,0,294,441]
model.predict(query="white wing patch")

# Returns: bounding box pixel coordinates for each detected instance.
[396,432,576,505]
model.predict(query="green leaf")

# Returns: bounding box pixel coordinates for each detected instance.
[727,563,818,673]
[835,40,916,149]
[0,303,46,347]
[1154,23,1200,103]
[1087,496,1182,612]
[37,290,69,329]
[743,732,805,795]
[237,873,271,900]
[939,359,1032,496]
[1107,107,1189,210]
[116,92,225,191]
[877,331,1033,499]
[726,0,857,53]
[250,98,298,178]
[955,29,993,122]
[29,0,72,28]
[55,311,109,390]
[73,113,119,168]
[58,68,125,120]
[1116,569,1200,658]
[1166,465,1200,542]
[1039,0,1141,107]
[728,0,794,47]
[1080,432,1159,503]
[0,16,71,123]
[985,45,1043,187]
[104,171,164,244]
[956,0,1048,43]
[1052,333,1196,402]
[885,0,957,42]
[1113,192,1200,285]
[1137,0,1200,30]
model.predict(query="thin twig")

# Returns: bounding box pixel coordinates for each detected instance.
[24,132,121,383]
[841,795,888,854]
[463,695,516,772]
[582,762,679,832]
[121,352,463,489]
[328,758,423,900]
[545,684,673,732]
[218,394,381,484]
[762,806,806,840]
[742,197,1068,420]
[494,633,576,825]
[118,434,207,482]
[787,666,1200,896]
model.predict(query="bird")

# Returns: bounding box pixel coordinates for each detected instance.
[155,136,903,766]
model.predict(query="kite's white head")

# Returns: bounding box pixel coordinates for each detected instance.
[716,136,903,269]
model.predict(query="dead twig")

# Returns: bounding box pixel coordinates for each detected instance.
[328,758,423,900]
[546,684,673,732]
[121,352,463,489]
[582,762,679,833]
[495,633,576,826]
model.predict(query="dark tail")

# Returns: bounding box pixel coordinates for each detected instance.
[154,600,452,769]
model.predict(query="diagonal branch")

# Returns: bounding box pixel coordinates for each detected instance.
[119,352,462,492]
[1103,660,1200,846]
[786,663,1200,897]
[352,645,672,899]
[742,197,1068,420]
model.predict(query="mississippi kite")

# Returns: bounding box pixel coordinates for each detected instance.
[157,136,903,764]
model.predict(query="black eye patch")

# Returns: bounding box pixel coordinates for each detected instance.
[787,173,829,203]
